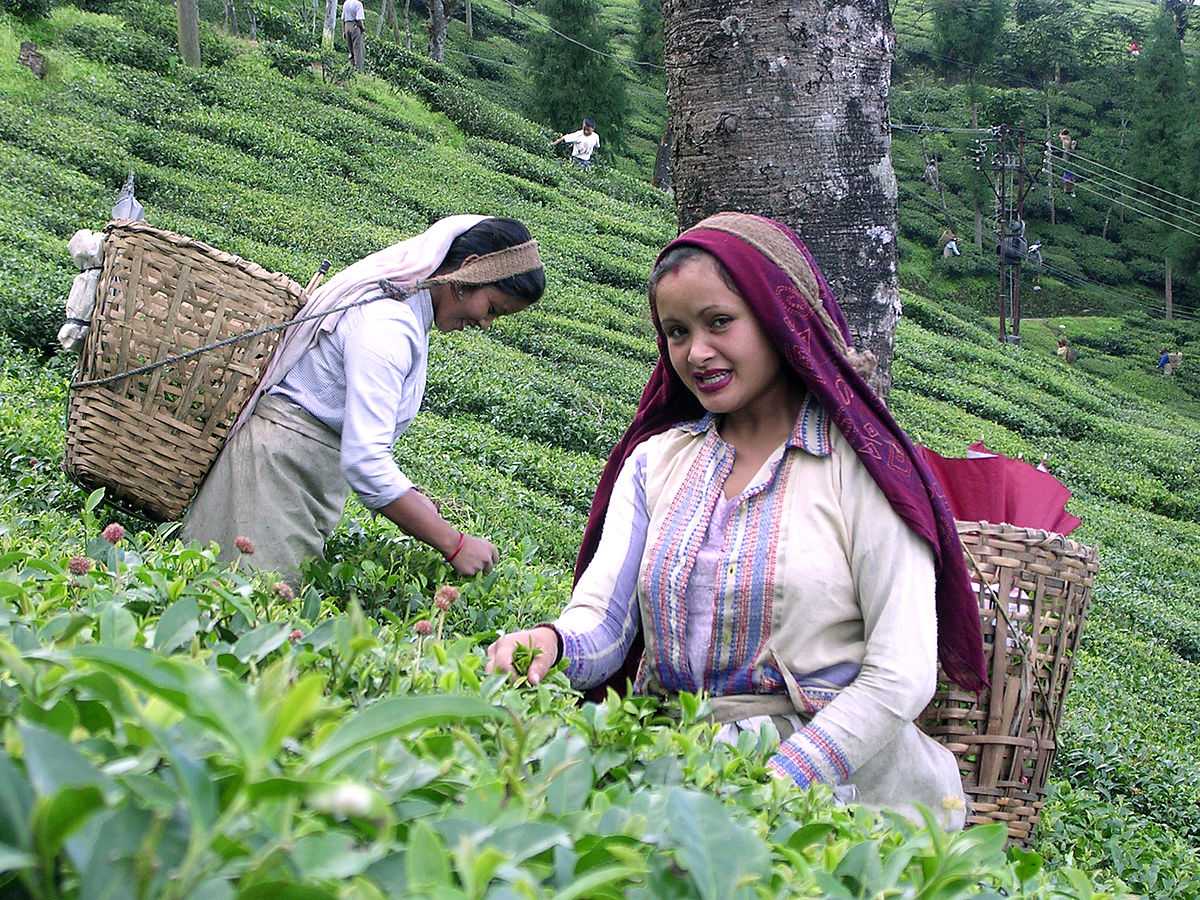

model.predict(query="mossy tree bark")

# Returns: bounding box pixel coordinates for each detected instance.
[663,0,900,397]
[429,0,447,61]
[177,0,202,66]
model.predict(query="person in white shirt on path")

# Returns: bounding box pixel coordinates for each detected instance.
[342,0,366,71]
[552,118,600,168]
[182,217,545,586]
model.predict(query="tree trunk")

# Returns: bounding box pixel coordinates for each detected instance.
[664,0,899,396]
[322,0,338,50]
[429,0,447,61]
[1165,256,1174,320]
[177,0,202,66]
[377,0,389,37]
[972,101,983,250]
[652,122,673,191]
[249,2,257,39]
[403,0,412,48]
[465,0,473,39]
[224,0,239,35]
[312,0,320,31]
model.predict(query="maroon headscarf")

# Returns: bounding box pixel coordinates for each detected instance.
[574,212,988,694]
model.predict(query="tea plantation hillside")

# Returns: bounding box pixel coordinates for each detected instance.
[1,4,1200,897]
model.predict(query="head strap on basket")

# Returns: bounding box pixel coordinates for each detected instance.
[424,239,543,287]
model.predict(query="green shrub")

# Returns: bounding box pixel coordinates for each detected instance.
[61,20,173,74]
[1,0,50,16]
[262,39,315,78]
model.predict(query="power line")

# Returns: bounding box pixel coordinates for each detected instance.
[507,3,665,70]
[1057,159,1200,232]
[1063,147,1200,213]
[1070,180,1200,240]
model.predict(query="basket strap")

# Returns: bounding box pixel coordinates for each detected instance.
[69,281,429,390]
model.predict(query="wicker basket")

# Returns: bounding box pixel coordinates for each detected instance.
[920,521,1098,846]
[65,221,307,521]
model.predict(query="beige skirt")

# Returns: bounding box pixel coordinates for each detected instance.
[181,394,349,586]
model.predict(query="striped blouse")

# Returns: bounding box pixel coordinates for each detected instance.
[554,395,962,809]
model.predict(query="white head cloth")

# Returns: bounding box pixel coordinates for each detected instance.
[232,214,489,435]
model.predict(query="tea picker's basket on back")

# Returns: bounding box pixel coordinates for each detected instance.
[920,521,1099,846]
[65,221,307,520]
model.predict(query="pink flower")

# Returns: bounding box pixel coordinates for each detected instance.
[289,628,304,642]
[234,536,255,555]
[69,556,92,576]
[273,581,295,601]
[414,619,433,636]
[434,584,459,611]
[101,523,125,544]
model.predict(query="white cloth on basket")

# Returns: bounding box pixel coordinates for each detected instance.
[57,229,105,352]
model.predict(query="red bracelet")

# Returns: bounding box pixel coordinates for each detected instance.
[444,531,466,563]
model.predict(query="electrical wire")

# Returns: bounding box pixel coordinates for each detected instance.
[1058,155,1200,228]
[507,3,664,70]
[1063,147,1200,213]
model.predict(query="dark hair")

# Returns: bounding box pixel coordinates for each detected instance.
[583,118,596,129]
[438,217,545,303]
[648,246,739,303]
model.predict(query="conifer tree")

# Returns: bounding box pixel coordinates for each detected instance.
[525,0,628,152]
[1132,10,1190,316]
[634,0,662,68]
[931,0,1005,249]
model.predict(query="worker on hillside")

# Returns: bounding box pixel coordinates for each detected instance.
[182,217,545,586]
[551,118,601,169]
[487,212,984,830]
[343,0,366,72]
[940,227,961,258]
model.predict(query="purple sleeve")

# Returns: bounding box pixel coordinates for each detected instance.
[553,450,649,689]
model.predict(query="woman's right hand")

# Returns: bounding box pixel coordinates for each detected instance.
[448,532,499,576]
[486,626,559,684]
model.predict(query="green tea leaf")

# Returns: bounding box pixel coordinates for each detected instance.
[72,648,265,769]
[310,695,505,770]
[19,722,112,798]
[405,821,452,891]
[0,842,34,873]
[98,603,137,648]
[33,784,105,860]
[264,673,326,757]
[232,623,290,664]
[663,787,769,900]
[153,597,200,654]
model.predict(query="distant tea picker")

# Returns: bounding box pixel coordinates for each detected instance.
[181,216,545,584]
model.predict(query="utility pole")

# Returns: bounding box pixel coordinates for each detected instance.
[995,137,1009,343]
[1013,129,1026,338]
[1044,98,1055,227]
[982,126,1042,344]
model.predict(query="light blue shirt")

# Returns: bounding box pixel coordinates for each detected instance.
[270,290,432,509]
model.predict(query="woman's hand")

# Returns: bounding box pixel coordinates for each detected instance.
[486,626,559,684]
[449,532,499,576]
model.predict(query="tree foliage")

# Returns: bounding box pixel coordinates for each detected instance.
[633,0,662,68]
[930,0,1007,80]
[524,0,628,153]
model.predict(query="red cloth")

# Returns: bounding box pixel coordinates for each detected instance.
[919,443,1081,535]
[573,214,988,693]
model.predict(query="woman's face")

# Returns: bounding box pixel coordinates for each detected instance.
[433,284,530,332]
[655,254,788,417]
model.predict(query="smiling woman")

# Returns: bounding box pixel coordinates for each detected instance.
[487,212,987,829]
[181,216,545,586]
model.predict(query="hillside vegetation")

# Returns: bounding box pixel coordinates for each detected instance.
[0,1,1198,896]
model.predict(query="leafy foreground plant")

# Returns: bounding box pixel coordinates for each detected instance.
[0,508,1129,899]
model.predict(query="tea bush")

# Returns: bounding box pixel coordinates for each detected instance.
[0,3,1199,895]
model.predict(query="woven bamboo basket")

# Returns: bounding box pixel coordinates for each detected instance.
[919,521,1099,846]
[65,221,307,521]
